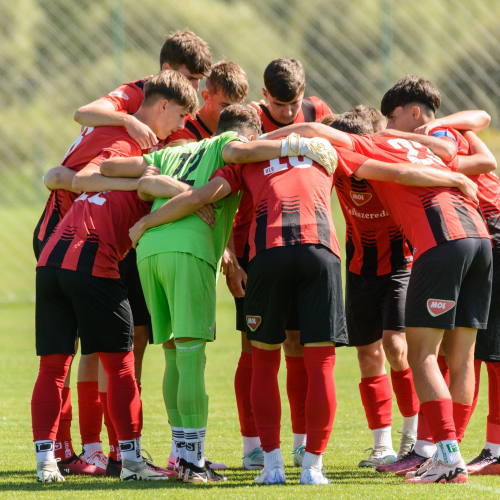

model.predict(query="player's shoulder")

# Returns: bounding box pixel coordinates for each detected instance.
[429,126,469,154]
[302,96,332,120]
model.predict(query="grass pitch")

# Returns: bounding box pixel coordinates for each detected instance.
[1,203,500,498]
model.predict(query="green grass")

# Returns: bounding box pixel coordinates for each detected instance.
[1,288,500,499]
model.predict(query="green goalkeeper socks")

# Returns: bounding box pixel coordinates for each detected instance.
[162,346,182,428]
[175,339,209,430]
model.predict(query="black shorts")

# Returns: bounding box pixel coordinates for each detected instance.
[405,238,492,330]
[234,243,300,332]
[119,249,153,342]
[36,267,134,356]
[475,248,500,361]
[346,268,410,347]
[244,244,347,346]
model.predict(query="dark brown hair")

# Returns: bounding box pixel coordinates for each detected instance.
[263,58,306,102]
[215,104,262,137]
[320,113,338,126]
[350,105,386,132]
[159,29,212,76]
[207,61,249,103]
[143,70,199,118]
[381,75,441,117]
[331,111,374,136]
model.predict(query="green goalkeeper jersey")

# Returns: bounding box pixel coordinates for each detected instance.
[136,131,242,270]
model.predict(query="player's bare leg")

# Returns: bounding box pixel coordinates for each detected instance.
[283,330,307,464]
[133,325,149,384]
[235,331,263,470]
[405,327,467,484]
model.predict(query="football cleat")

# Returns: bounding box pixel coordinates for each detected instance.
[254,467,286,485]
[405,458,467,484]
[376,449,425,473]
[397,430,417,460]
[183,463,228,483]
[166,453,178,470]
[300,468,331,485]
[292,445,306,467]
[82,451,108,471]
[120,460,170,481]
[404,454,436,478]
[57,453,105,475]
[176,458,187,481]
[205,457,229,471]
[140,449,177,478]
[242,447,264,470]
[467,448,500,475]
[358,447,397,468]
[105,457,122,477]
[37,461,66,483]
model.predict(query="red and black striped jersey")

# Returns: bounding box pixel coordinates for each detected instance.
[167,113,213,144]
[213,149,367,261]
[34,126,142,249]
[335,175,413,276]
[430,126,500,249]
[37,190,150,279]
[103,77,149,114]
[233,96,332,258]
[348,135,490,261]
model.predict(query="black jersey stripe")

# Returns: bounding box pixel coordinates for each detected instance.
[360,232,378,276]
[420,194,451,245]
[133,79,145,90]
[345,224,355,269]
[45,228,77,268]
[314,198,330,247]
[254,200,268,254]
[185,121,203,141]
[452,197,480,237]
[195,115,213,136]
[388,227,408,271]
[76,236,100,274]
[301,97,317,122]
[281,196,301,245]
[486,216,500,248]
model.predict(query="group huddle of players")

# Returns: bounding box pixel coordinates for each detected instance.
[30,29,500,486]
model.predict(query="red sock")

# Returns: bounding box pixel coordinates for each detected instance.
[303,346,336,454]
[100,391,120,461]
[54,386,75,460]
[453,402,472,444]
[235,352,258,437]
[420,398,456,443]
[77,381,102,445]
[487,362,500,443]
[416,407,434,442]
[251,347,281,452]
[471,359,482,414]
[359,374,392,430]
[31,354,73,447]
[390,367,419,417]
[437,355,450,386]
[99,352,141,441]
[136,380,143,433]
[286,356,308,435]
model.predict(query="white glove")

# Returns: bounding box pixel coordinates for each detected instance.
[280,133,338,175]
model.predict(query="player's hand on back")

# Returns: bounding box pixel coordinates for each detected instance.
[221,247,238,277]
[195,203,215,227]
[124,115,159,150]
[247,100,265,112]
[129,219,147,249]
[456,173,479,205]
[414,121,440,136]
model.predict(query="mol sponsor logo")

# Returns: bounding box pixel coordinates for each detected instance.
[350,191,372,206]
[427,299,456,317]
[246,315,262,331]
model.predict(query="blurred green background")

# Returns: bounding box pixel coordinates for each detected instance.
[1,0,500,303]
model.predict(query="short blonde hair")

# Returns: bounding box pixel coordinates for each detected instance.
[207,61,249,103]
[143,70,199,118]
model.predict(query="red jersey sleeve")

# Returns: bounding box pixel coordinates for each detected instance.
[335,145,369,177]
[211,164,245,194]
[316,98,332,119]
[429,126,470,156]
[91,138,142,167]
[102,81,146,114]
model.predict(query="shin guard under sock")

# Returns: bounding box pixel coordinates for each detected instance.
[359,374,392,430]
[391,367,419,418]
[100,391,120,461]
[77,381,102,445]
[420,398,456,443]
[285,356,308,435]
[235,352,259,438]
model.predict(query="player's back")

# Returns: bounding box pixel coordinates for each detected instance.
[136,132,242,270]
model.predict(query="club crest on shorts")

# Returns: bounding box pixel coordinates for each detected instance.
[427,299,456,317]
[246,315,261,331]
[350,191,372,206]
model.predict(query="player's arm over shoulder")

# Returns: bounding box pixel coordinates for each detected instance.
[456,131,497,175]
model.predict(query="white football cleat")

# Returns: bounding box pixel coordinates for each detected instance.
[300,468,331,485]
[358,447,397,468]
[120,460,170,481]
[242,447,264,470]
[397,430,417,460]
[406,458,467,484]
[292,445,306,467]
[84,451,108,470]
[254,467,286,485]
[36,461,66,483]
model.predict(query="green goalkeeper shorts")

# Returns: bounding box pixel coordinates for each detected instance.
[137,252,216,344]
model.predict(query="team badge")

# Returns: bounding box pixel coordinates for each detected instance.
[109,90,129,100]
[350,191,372,206]
[427,299,456,317]
[246,315,262,331]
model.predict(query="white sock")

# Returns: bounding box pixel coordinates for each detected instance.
[184,427,206,468]
[436,440,461,464]
[243,436,261,456]
[81,442,103,460]
[263,448,284,470]
[302,452,322,471]
[171,427,184,460]
[119,437,142,463]
[414,439,436,458]
[485,442,500,458]
[35,440,55,462]
[293,433,306,450]
[372,426,394,450]
[401,414,418,435]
